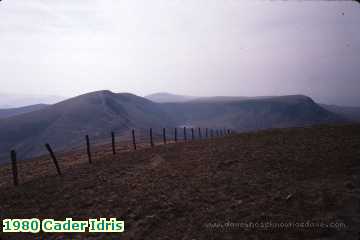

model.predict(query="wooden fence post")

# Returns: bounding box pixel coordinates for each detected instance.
[45,143,62,176]
[227,129,230,135]
[150,128,154,147]
[10,150,18,186]
[191,128,194,140]
[210,129,214,138]
[132,129,137,150]
[174,128,177,142]
[216,129,219,137]
[163,128,167,144]
[111,132,116,155]
[184,127,187,141]
[198,128,202,139]
[206,128,208,138]
[85,135,92,164]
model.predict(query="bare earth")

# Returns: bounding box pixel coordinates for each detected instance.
[0,124,359,240]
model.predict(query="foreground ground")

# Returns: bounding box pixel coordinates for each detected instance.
[0,124,359,239]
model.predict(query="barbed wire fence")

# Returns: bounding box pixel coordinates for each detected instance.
[7,126,234,187]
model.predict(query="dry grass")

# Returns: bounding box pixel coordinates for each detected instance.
[0,124,359,240]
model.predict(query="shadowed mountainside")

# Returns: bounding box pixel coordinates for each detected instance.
[0,91,175,162]
[321,104,360,122]
[0,91,345,163]
[161,95,344,131]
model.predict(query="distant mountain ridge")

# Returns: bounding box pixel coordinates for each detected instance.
[0,91,175,162]
[320,104,360,122]
[0,104,48,119]
[0,91,346,163]
[161,94,343,131]
[0,93,65,108]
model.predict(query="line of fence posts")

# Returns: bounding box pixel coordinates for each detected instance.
[9,126,233,186]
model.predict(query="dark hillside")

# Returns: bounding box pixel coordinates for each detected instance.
[162,95,344,131]
[0,92,345,164]
[0,91,174,162]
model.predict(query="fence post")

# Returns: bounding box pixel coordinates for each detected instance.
[150,128,154,147]
[10,150,18,186]
[191,128,194,140]
[216,129,219,137]
[174,128,177,142]
[132,129,137,150]
[206,128,208,138]
[210,129,214,138]
[184,127,187,141]
[85,135,92,164]
[45,143,62,176]
[198,128,202,139]
[163,128,167,144]
[111,132,116,155]
[227,129,230,135]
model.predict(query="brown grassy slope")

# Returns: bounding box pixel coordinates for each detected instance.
[0,124,359,240]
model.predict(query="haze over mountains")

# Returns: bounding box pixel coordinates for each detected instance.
[0,90,351,163]
[145,93,197,103]
[0,93,65,108]
[0,104,48,119]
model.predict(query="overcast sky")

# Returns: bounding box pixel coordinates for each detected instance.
[0,0,359,106]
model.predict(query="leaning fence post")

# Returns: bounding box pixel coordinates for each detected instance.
[184,127,187,141]
[163,128,167,144]
[111,132,116,155]
[85,135,92,164]
[132,129,137,150]
[10,150,18,186]
[191,128,195,140]
[174,128,177,142]
[45,143,62,176]
[150,128,154,147]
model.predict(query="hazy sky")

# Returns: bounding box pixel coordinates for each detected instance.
[0,0,359,106]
